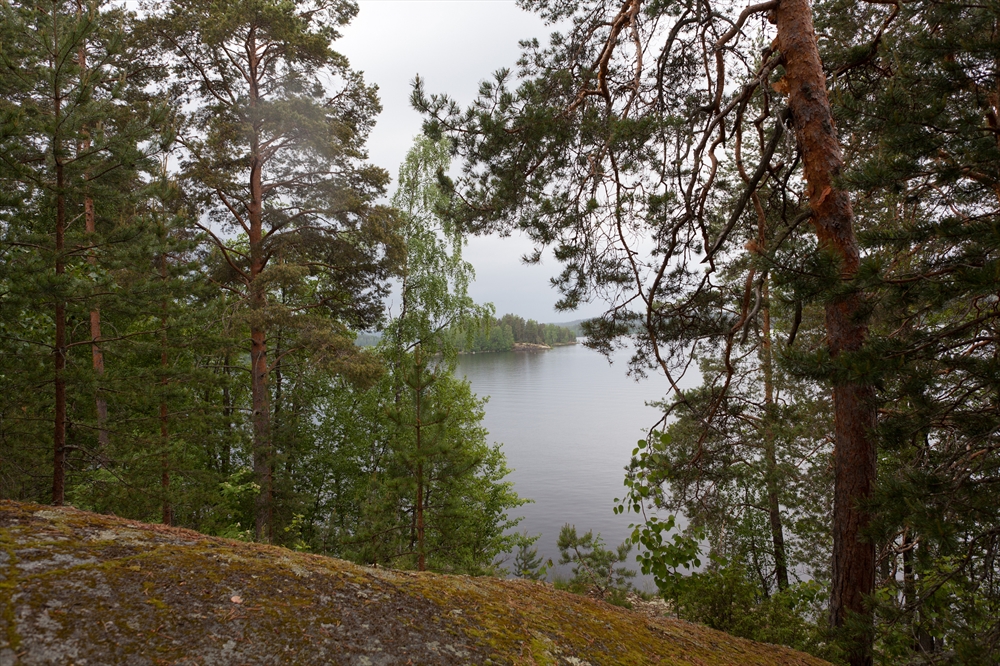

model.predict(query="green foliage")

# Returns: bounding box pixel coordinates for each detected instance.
[819,0,1000,660]
[512,534,551,581]
[291,352,527,575]
[556,524,636,608]
[385,135,487,359]
[149,0,402,539]
[0,0,172,504]
[0,0,531,591]
[8,2,1000,662]
[675,564,832,659]
[615,437,702,599]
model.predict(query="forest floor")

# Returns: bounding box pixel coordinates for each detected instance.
[0,501,830,665]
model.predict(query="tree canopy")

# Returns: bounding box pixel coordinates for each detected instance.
[0,0,524,580]
[3,0,1000,663]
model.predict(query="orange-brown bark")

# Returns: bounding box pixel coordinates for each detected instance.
[775,1,876,663]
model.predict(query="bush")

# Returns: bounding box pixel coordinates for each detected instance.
[675,563,833,659]
[556,524,636,607]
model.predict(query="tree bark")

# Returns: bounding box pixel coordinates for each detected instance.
[775,1,877,663]
[414,347,426,572]
[53,165,67,506]
[221,354,233,476]
[760,277,789,592]
[250,210,272,544]
[248,27,273,543]
[160,254,172,526]
[77,0,108,450]
[52,18,67,505]
[87,199,109,449]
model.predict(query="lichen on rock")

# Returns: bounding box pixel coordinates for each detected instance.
[0,501,830,665]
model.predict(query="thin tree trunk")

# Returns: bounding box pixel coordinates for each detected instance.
[53,174,67,506]
[160,253,172,526]
[87,202,108,448]
[77,0,108,450]
[52,13,67,505]
[416,459,425,571]
[760,276,789,592]
[740,115,790,594]
[775,3,877,664]
[221,354,233,476]
[414,346,426,571]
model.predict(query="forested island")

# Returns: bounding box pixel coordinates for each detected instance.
[448,314,577,353]
[2,0,1000,664]
[356,314,579,353]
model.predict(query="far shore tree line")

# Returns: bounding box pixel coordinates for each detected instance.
[356,313,578,353]
[447,313,577,353]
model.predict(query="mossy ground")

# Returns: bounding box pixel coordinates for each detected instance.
[0,501,830,665]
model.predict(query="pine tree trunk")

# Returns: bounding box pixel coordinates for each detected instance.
[775,2,877,663]
[416,459,425,571]
[52,34,67,505]
[160,254,172,526]
[250,225,271,542]
[247,28,272,543]
[78,0,108,450]
[160,399,171,525]
[53,164,67,506]
[221,355,233,476]
[742,120,789,594]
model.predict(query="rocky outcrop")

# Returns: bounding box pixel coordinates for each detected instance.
[511,342,552,351]
[0,501,829,665]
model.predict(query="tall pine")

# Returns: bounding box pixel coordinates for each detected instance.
[151,0,401,541]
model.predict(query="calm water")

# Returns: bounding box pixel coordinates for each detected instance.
[455,343,666,586]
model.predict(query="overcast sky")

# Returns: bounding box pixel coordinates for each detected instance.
[338,1,604,323]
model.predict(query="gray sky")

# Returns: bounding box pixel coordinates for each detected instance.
[338,1,605,323]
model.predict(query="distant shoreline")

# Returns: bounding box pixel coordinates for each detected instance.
[463,340,578,354]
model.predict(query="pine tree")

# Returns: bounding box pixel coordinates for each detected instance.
[151,0,401,541]
[415,0,879,660]
[821,0,1000,659]
[0,0,164,504]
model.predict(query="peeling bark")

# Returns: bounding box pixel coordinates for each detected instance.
[775,1,877,663]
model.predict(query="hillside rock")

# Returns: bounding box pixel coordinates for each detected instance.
[0,501,830,665]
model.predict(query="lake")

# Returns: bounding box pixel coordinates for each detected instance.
[455,343,668,588]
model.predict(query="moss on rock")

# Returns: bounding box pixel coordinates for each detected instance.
[0,501,830,665]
